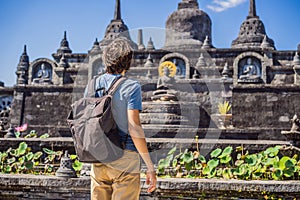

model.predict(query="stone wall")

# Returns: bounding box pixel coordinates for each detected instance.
[0,174,299,200]
[232,85,300,133]
[9,85,81,136]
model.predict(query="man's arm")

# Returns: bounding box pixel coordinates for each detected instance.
[127,109,157,193]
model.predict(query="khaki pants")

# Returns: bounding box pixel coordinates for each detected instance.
[90,150,141,200]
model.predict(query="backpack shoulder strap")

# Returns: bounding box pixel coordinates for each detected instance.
[107,76,127,96]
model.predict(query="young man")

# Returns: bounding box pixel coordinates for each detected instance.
[90,38,157,200]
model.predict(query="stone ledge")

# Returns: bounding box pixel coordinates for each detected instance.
[0,174,299,199]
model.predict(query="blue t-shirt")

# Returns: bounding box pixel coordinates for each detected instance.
[93,73,142,152]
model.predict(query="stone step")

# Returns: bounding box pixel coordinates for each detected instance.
[142,126,288,140]
[140,113,189,125]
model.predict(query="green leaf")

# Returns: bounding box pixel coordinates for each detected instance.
[168,147,177,155]
[219,146,233,158]
[43,148,55,155]
[158,154,173,170]
[245,154,257,166]
[25,152,34,161]
[172,158,178,168]
[9,149,18,157]
[208,167,217,178]
[73,160,83,172]
[220,155,232,164]
[24,131,37,138]
[39,133,50,139]
[185,162,193,171]
[198,155,206,163]
[235,160,244,167]
[70,154,77,160]
[283,167,295,178]
[207,158,219,169]
[14,132,21,138]
[264,146,280,157]
[195,163,202,170]
[4,165,12,173]
[217,168,223,176]
[235,146,243,152]
[18,142,28,156]
[7,157,16,164]
[203,166,210,175]
[182,151,194,164]
[25,161,34,169]
[33,152,43,160]
[285,159,296,168]
[279,156,292,170]
[222,168,232,179]
[210,148,222,158]
[45,154,56,163]
[18,156,25,164]
[272,168,283,180]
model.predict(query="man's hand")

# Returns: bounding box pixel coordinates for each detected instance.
[146,170,157,193]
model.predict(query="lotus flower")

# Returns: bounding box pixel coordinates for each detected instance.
[15,123,28,132]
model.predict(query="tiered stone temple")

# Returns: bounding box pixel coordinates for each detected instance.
[0,0,299,155]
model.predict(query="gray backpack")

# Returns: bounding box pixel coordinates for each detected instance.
[67,76,126,163]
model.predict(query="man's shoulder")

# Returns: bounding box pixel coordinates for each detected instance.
[123,78,141,87]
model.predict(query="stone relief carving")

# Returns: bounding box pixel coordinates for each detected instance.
[33,63,52,84]
[238,57,262,83]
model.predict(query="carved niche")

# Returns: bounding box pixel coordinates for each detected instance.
[233,52,266,84]
[160,53,190,79]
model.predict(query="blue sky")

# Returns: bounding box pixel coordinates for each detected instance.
[0,0,299,86]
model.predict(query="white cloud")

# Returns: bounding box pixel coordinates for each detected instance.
[207,0,247,12]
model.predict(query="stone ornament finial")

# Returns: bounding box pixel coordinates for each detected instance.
[222,62,231,79]
[147,37,155,50]
[248,0,257,19]
[293,52,300,66]
[144,54,154,68]
[55,150,77,178]
[261,35,272,49]
[196,53,206,68]
[16,45,29,85]
[57,31,72,54]
[89,38,101,55]
[202,36,211,49]
[114,0,121,20]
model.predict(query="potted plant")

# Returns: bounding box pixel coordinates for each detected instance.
[211,101,232,129]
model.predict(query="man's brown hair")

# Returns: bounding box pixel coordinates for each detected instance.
[102,38,133,74]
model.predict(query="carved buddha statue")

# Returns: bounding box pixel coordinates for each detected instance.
[238,57,262,82]
[152,62,177,101]
[33,63,51,84]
